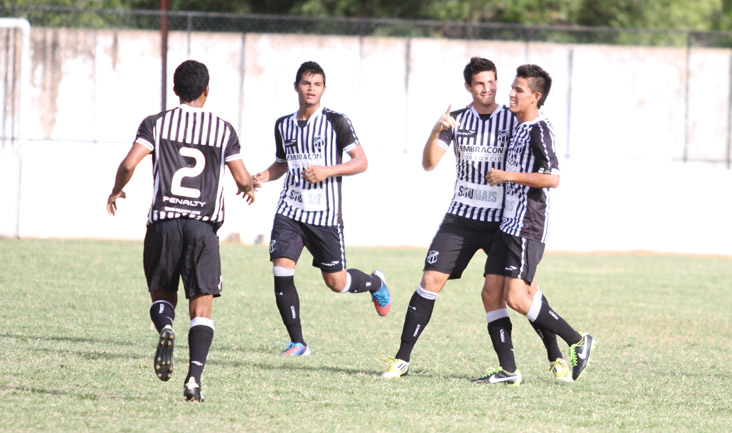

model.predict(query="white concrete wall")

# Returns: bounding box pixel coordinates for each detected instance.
[3,27,732,255]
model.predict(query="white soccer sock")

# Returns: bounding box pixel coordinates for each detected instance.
[485,308,510,323]
[416,284,439,300]
[526,295,543,322]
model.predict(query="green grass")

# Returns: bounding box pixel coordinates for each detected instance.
[1,239,731,432]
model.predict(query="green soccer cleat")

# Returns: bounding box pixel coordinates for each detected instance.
[471,367,522,386]
[381,357,409,378]
[550,358,572,382]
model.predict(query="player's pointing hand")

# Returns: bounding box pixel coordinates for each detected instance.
[432,105,458,133]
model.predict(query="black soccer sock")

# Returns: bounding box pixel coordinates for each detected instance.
[149,300,175,334]
[487,312,517,373]
[344,269,382,293]
[186,318,214,386]
[529,294,563,362]
[274,272,305,345]
[395,285,437,362]
[527,295,582,347]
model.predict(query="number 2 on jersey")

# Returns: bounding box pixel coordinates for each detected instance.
[171,147,205,198]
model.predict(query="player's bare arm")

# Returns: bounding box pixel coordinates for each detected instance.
[302,144,368,184]
[226,159,256,205]
[486,169,560,188]
[253,161,288,189]
[107,141,152,215]
[422,105,456,171]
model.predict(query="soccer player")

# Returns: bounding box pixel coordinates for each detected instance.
[106,60,255,402]
[253,61,390,356]
[381,57,566,382]
[475,64,595,384]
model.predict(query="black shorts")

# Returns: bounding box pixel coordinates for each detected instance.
[269,214,346,273]
[143,219,222,299]
[485,231,545,284]
[423,214,501,280]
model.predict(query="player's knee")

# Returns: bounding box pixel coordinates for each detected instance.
[505,291,530,315]
[421,272,447,292]
[323,272,346,292]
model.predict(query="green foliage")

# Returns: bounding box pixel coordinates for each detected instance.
[1,239,732,432]
[6,0,732,32]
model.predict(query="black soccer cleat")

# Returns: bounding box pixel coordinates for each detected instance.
[569,333,595,381]
[183,377,204,402]
[471,367,522,386]
[154,325,175,381]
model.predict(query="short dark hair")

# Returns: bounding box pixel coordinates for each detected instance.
[516,64,552,108]
[463,57,497,85]
[173,60,209,102]
[295,61,326,86]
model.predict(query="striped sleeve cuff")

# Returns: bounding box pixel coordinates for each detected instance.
[437,139,450,150]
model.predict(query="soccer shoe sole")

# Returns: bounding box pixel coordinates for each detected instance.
[154,326,175,381]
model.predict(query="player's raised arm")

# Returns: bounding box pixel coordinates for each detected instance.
[107,142,151,215]
[422,105,455,171]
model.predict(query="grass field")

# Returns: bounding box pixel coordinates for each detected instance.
[2,239,731,432]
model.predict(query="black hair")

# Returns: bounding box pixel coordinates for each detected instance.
[516,64,552,108]
[295,61,326,86]
[173,60,209,103]
[463,57,497,85]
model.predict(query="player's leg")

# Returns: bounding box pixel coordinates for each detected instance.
[308,223,390,316]
[184,294,214,402]
[527,281,570,381]
[179,219,222,402]
[143,220,183,383]
[269,215,308,356]
[502,235,594,380]
[471,273,521,385]
[381,270,448,378]
[473,230,521,385]
[383,216,472,378]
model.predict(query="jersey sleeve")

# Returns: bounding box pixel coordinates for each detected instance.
[274,119,286,163]
[224,125,242,162]
[134,115,156,150]
[437,128,454,150]
[333,113,360,153]
[529,122,560,175]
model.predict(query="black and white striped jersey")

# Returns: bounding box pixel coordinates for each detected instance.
[438,105,517,222]
[500,115,559,242]
[134,104,242,229]
[273,106,359,226]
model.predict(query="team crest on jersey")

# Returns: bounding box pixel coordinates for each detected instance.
[497,130,510,146]
[269,240,277,253]
[426,250,440,264]
[312,136,325,150]
[455,129,477,139]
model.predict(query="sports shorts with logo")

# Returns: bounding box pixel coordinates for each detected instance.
[423,214,501,279]
[143,218,223,299]
[485,231,545,284]
[269,214,346,273]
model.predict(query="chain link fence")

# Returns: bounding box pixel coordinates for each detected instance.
[3,5,731,46]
